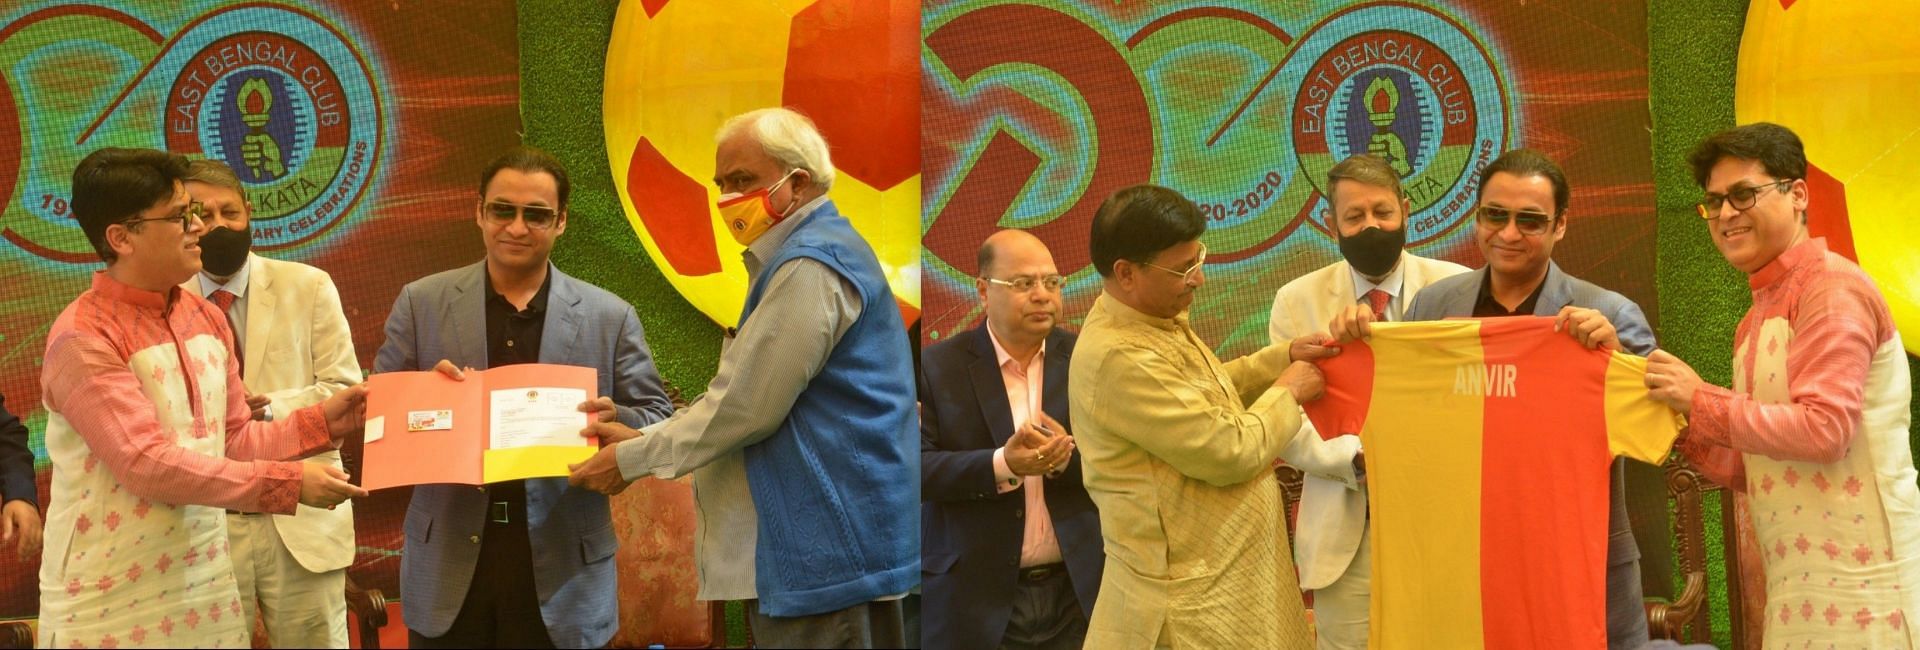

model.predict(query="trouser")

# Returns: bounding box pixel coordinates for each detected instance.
[226,512,349,648]
[1001,563,1087,650]
[750,598,908,649]
[1312,523,1372,650]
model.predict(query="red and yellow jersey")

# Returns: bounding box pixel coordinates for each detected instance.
[1303,317,1682,650]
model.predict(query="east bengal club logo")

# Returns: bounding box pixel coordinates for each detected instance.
[162,6,382,249]
[0,3,382,263]
[1288,3,1512,245]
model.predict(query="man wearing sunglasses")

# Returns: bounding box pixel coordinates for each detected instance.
[568,107,917,647]
[39,147,370,648]
[175,158,363,648]
[1069,184,1336,649]
[1331,148,1656,649]
[1646,123,1919,648]
[376,146,674,649]
[920,230,1103,650]
[1267,154,1469,650]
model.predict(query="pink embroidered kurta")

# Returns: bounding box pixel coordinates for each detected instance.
[38,272,333,649]
[1681,238,1919,648]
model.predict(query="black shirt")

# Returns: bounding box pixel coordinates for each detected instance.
[1472,266,1549,317]
[484,270,551,368]
[481,269,551,517]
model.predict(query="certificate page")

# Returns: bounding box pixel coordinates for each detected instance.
[489,386,591,449]
[477,363,600,483]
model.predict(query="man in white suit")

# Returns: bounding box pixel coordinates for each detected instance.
[1267,155,1467,650]
[180,158,362,648]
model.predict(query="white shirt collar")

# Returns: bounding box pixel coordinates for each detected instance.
[197,254,253,298]
[1348,253,1407,301]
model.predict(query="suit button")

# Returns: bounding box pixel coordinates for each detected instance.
[1014,509,1024,519]
[469,535,480,544]
[475,487,485,492]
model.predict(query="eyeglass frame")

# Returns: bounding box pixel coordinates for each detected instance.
[121,200,206,230]
[480,200,563,230]
[1138,243,1208,281]
[1696,178,1795,220]
[983,274,1066,293]
[1472,205,1558,236]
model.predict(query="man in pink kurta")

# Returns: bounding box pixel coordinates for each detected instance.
[38,148,367,649]
[1647,123,1918,648]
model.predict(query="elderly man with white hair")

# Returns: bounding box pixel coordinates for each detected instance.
[569,107,918,648]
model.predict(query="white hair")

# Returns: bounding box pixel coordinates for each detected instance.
[716,107,836,191]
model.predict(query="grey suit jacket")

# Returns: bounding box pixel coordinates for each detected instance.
[1406,261,1654,650]
[375,261,674,648]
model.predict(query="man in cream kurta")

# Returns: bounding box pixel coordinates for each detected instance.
[1069,184,1331,649]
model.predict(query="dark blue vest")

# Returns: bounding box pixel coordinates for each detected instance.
[738,201,919,616]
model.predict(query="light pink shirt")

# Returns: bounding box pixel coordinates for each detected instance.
[987,325,1064,568]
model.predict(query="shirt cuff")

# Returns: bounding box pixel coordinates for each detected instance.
[992,448,1021,494]
[616,430,669,482]
[256,461,303,515]
[290,406,333,455]
[1688,384,1736,448]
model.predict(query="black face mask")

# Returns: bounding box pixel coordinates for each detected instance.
[1337,225,1406,277]
[199,224,252,277]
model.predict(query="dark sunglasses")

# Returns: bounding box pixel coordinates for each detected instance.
[482,201,561,229]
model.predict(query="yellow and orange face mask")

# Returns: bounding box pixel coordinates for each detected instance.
[717,169,802,246]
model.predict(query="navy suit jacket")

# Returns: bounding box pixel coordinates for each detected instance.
[919,326,1102,650]
[1406,261,1655,649]
[0,393,35,508]
[375,261,673,648]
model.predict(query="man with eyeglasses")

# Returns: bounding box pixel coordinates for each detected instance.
[38,147,370,648]
[1645,123,1919,648]
[174,158,362,648]
[1069,184,1335,649]
[375,146,674,649]
[1267,154,1469,650]
[568,107,917,647]
[1330,148,1656,649]
[919,230,1103,650]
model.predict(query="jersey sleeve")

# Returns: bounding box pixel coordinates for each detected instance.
[1303,337,1375,441]
[1602,351,1685,464]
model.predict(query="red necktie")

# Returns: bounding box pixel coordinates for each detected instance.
[1363,288,1391,322]
[209,289,243,375]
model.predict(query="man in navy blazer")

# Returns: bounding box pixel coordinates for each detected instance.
[920,230,1102,650]
[375,148,674,649]
[1337,149,1655,650]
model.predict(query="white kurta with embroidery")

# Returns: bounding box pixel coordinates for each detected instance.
[38,273,328,649]
[1682,238,1920,648]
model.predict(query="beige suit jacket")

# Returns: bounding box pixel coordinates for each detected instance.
[184,253,361,572]
[1266,251,1468,590]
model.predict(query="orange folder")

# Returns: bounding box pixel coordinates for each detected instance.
[360,364,599,490]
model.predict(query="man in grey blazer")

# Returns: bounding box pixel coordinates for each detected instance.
[1336,149,1654,649]
[375,147,675,648]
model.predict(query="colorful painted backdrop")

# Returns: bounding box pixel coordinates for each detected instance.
[0,0,520,615]
[919,1,1657,360]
